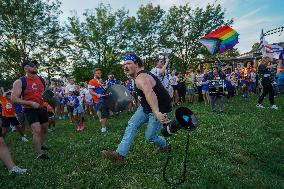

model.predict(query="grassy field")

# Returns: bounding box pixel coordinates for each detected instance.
[0,95,284,189]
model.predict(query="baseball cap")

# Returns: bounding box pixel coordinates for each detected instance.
[93,68,101,74]
[22,60,38,69]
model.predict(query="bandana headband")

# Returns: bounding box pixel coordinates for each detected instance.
[123,55,137,62]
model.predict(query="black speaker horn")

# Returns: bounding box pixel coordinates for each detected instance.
[161,107,197,137]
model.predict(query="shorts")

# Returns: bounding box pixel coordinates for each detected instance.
[172,85,178,91]
[73,105,84,116]
[67,105,74,114]
[94,102,109,119]
[2,117,20,128]
[85,101,93,106]
[48,112,55,118]
[16,112,25,125]
[202,89,208,94]
[240,80,247,87]
[187,89,195,95]
[24,108,49,125]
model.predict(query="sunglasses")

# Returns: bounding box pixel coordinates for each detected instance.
[95,70,102,74]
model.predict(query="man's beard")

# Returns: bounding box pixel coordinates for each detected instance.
[30,70,38,74]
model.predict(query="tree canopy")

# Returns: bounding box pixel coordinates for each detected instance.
[0,0,238,85]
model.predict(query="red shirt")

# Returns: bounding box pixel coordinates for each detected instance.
[22,76,45,109]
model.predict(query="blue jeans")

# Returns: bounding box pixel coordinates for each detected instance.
[116,106,167,157]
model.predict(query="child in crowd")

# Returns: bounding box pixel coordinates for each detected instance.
[70,91,85,132]
[202,70,209,104]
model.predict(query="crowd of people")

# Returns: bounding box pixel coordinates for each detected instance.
[0,52,283,174]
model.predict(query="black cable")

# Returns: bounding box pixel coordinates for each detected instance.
[163,131,191,188]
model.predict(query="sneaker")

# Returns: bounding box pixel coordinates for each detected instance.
[101,150,125,166]
[48,129,53,133]
[101,128,107,133]
[80,123,85,131]
[271,105,278,110]
[76,124,81,132]
[59,116,62,120]
[36,154,50,160]
[9,166,27,175]
[153,145,170,154]
[256,104,265,108]
[21,137,29,142]
[11,126,17,132]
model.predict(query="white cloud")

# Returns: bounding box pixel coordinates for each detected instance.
[239,6,265,19]
[233,10,284,53]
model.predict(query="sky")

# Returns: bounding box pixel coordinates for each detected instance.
[59,0,284,54]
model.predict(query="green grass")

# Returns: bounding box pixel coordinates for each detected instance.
[1,95,284,188]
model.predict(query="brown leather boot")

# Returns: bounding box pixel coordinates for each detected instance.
[101,150,125,166]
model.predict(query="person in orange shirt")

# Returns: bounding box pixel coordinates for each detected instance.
[88,68,109,133]
[0,88,27,175]
[0,91,28,141]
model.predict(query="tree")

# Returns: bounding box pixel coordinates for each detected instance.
[67,2,234,79]
[67,3,136,80]
[132,3,165,69]
[250,42,260,52]
[0,0,66,83]
[160,3,233,70]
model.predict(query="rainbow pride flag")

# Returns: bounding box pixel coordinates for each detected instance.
[199,25,239,54]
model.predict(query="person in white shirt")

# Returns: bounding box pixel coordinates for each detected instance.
[150,57,172,97]
[65,79,76,94]
[80,82,93,117]
[195,70,204,102]
[169,70,179,105]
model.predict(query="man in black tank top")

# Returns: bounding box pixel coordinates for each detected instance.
[102,54,172,165]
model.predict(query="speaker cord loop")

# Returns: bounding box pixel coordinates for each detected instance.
[162,131,191,188]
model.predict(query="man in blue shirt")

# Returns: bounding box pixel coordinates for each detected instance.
[106,72,119,88]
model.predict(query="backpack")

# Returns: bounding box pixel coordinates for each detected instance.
[20,76,46,97]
